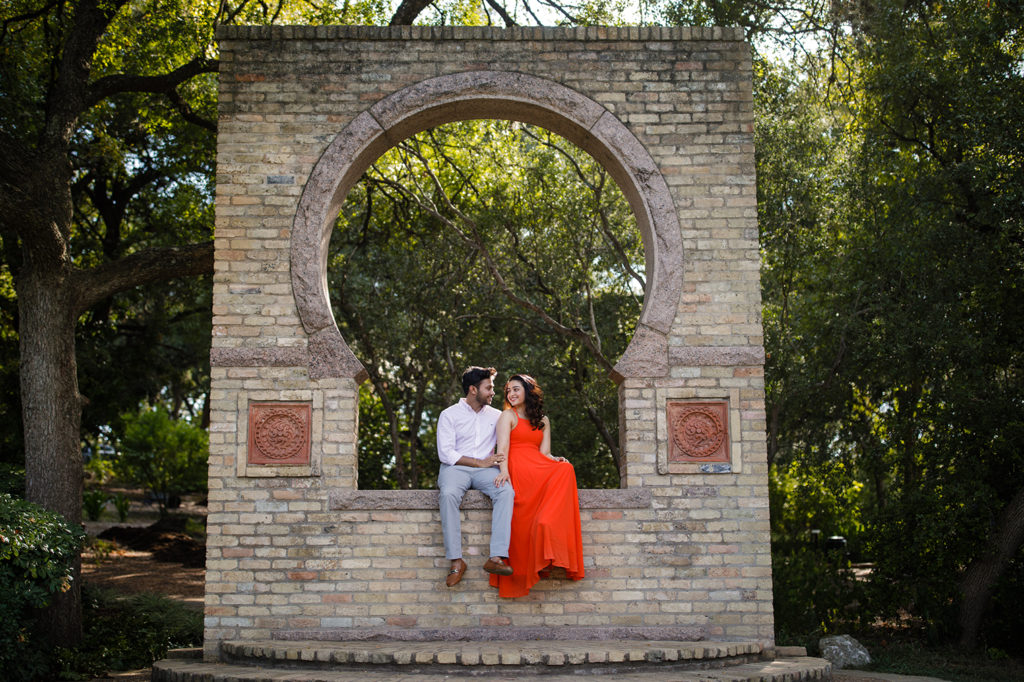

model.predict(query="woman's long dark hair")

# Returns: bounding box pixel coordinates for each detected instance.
[504,374,545,430]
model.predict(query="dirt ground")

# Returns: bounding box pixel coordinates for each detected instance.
[79,502,207,680]
[81,493,208,610]
[81,549,205,609]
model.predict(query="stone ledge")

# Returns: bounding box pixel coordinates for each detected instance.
[216,25,746,43]
[272,627,706,643]
[668,345,766,367]
[210,346,309,367]
[329,488,651,511]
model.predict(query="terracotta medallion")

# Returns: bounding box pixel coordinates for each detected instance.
[667,400,730,463]
[248,402,312,466]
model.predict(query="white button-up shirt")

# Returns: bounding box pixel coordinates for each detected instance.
[436,398,501,466]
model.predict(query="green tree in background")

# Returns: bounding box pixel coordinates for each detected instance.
[330,120,641,489]
[842,0,1024,650]
[0,0,424,649]
[115,406,209,517]
[709,0,1024,652]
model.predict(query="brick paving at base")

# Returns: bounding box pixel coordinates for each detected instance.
[153,642,832,681]
[154,659,831,682]
[221,639,763,666]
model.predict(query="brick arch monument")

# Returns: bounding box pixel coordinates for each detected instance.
[208,25,771,659]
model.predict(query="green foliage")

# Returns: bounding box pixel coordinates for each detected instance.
[331,120,640,489]
[183,516,206,539]
[85,537,119,563]
[771,457,867,643]
[772,546,865,646]
[857,631,1024,682]
[115,407,208,516]
[111,492,131,522]
[83,453,117,485]
[0,494,86,679]
[82,489,110,521]
[770,460,865,556]
[56,587,202,678]
[746,0,1024,651]
[0,463,24,497]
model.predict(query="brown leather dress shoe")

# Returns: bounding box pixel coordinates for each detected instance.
[482,557,514,576]
[445,558,467,587]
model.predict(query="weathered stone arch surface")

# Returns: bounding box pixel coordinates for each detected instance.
[208,25,771,660]
[290,70,682,384]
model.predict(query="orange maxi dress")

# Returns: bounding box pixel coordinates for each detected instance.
[490,416,584,597]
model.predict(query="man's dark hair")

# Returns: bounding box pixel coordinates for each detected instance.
[461,366,496,395]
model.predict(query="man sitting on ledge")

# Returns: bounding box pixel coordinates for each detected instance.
[436,366,515,586]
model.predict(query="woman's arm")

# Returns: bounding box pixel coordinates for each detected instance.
[540,416,566,461]
[494,410,513,486]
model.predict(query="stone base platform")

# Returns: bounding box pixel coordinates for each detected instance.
[152,640,832,681]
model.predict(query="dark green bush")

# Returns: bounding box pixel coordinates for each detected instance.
[114,407,208,516]
[0,463,25,497]
[111,492,131,522]
[772,545,865,647]
[57,587,203,678]
[82,489,109,521]
[0,493,86,679]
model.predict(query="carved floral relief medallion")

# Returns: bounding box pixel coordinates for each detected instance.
[667,400,730,463]
[248,402,312,466]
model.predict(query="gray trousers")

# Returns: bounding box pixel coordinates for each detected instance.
[438,464,514,560]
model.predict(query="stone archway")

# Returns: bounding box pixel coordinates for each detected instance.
[289,70,680,384]
[207,25,771,658]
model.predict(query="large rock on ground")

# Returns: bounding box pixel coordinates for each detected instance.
[819,634,872,669]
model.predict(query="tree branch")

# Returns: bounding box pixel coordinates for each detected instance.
[0,0,61,47]
[483,0,518,27]
[45,0,129,149]
[375,149,617,375]
[537,0,578,24]
[166,89,217,132]
[70,241,214,314]
[958,486,1024,649]
[87,56,219,107]
[389,0,434,25]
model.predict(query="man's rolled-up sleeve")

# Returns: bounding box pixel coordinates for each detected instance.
[436,410,463,466]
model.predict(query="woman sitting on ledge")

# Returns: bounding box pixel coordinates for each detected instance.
[490,374,584,598]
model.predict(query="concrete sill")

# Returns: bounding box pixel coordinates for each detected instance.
[328,488,651,510]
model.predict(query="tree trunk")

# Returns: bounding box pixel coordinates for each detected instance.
[20,266,84,647]
[957,486,1024,650]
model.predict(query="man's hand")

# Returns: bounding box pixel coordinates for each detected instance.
[480,452,505,468]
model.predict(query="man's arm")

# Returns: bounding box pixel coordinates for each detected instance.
[436,410,465,466]
[453,454,501,467]
[437,409,503,468]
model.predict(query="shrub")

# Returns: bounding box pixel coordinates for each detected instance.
[111,492,131,522]
[82,489,109,521]
[114,407,208,516]
[0,494,86,679]
[0,463,25,497]
[772,545,865,647]
[83,454,116,485]
[57,587,203,677]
